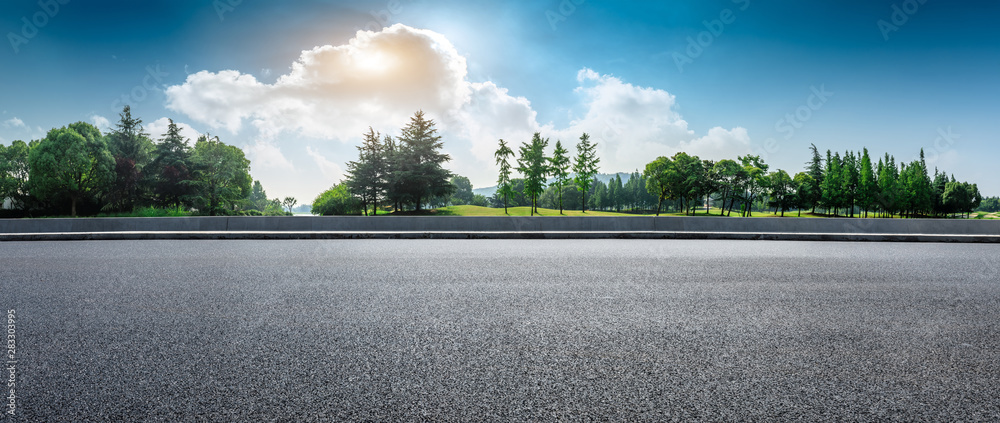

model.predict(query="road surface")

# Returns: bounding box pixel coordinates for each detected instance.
[1,240,998,421]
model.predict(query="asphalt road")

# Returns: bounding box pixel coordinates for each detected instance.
[2,240,999,421]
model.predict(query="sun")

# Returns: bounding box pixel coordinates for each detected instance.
[353,49,394,73]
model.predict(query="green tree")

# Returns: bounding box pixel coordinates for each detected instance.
[311,183,361,215]
[943,180,982,218]
[28,123,115,216]
[695,159,716,214]
[738,155,768,217]
[548,140,572,214]
[821,151,842,215]
[282,197,298,213]
[105,105,154,212]
[840,151,859,217]
[877,154,900,217]
[930,168,949,217]
[248,180,269,211]
[572,133,600,212]
[806,143,824,213]
[0,140,32,211]
[712,160,739,216]
[766,169,794,216]
[189,134,252,215]
[345,128,387,216]
[643,156,673,216]
[494,139,515,214]
[591,179,607,211]
[669,152,702,215]
[450,175,474,205]
[394,111,453,211]
[858,148,876,218]
[382,134,404,212]
[149,119,194,210]
[609,174,623,212]
[516,132,549,215]
[792,172,815,217]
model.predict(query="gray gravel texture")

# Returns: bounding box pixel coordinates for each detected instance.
[1,240,999,421]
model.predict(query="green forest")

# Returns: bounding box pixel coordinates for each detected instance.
[0,106,294,217]
[2,107,996,219]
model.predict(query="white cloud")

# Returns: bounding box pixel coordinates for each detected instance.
[145,117,202,144]
[681,127,753,160]
[166,24,469,141]
[306,146,344,180]
[245,140,294,171]
[306,146,344,182]
[165,24,752,195]
[90,115,111,132]
[2,117,25,129]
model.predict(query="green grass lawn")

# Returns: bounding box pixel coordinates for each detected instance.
[422,206,1000,218]
[421,205,842,217]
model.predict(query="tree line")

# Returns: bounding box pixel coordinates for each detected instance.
[491,135,983,218]
[491,132,600,215]
[0,106,293,217]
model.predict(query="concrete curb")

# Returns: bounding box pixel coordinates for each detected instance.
[3,231,1000,242]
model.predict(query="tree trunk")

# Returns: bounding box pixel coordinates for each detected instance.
[656,197,662,216]
[71,197,78,217]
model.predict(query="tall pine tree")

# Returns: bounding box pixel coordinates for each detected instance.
[494,139,515,214]
[572,133,600,213]
[394,111,453,211]
[517,133,549,215]
[548,140,571,214]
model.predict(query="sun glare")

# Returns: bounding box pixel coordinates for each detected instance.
[353,50,394,73]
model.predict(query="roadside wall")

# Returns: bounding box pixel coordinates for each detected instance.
[1,216,997,235]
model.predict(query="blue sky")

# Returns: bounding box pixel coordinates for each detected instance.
[2,0,998,201]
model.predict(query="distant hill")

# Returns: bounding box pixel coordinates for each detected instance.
[472,172,636,198]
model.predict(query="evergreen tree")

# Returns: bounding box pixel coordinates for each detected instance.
[609,174,623,212]
[345,127,386,216]
[858,148,876,218]
[806,143,824,213]
[931,168,949,216]
[382,134,404,212]
[572,133,600,213]
[106,105,154,212]
[494,139,515,214]
[841,150,858,217]
[548,140,572,214]
[248,180,269,211]
[516,133,549,215]
[394,111,453,211]
[149,119,193,209]
[792,172,815,217]
[821,151,842,215]
[591,179,607,211]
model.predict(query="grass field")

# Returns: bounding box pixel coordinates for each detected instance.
[420,205,842,217]
[412,205,999,218]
